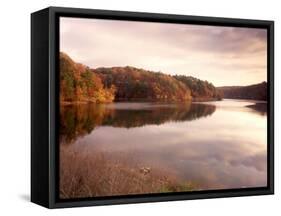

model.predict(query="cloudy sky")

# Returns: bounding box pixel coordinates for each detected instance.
[60,17,267,87]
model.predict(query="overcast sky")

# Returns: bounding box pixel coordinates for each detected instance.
[60,17,267,87]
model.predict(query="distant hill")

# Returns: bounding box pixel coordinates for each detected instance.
[217,82,267,101]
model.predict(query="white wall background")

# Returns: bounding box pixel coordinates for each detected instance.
[0,0,279,214]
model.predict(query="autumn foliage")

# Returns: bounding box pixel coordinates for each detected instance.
[60,52,116,103]
[95,66,192,102]
[173,75,222,100]
[60,52,222,103]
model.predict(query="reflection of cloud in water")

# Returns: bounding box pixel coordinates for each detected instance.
[61,100,267,191]
[196,99,267,116]
[229,152,267,172]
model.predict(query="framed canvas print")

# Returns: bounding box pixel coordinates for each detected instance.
[31,6,274,208]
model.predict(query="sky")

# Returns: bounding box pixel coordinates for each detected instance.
[60,17,267,87]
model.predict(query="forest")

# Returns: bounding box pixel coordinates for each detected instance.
[60,52,222,103]
[173,75,222,101]
[218,82,267,101]
[60,52,116,103]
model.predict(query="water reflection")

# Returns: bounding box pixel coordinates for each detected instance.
[59,100,267,199]
[60,102,216,144]
[246,103,267,116]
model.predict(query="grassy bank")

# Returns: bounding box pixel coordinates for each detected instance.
[60,146,198,199]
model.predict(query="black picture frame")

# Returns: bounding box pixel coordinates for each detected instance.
[31,6,274,209]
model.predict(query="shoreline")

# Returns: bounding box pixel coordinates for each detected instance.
[60,97,222,105]
[222,98,267,103]
[60,98,267,106]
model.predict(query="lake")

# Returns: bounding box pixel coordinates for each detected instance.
[59,99,267,198]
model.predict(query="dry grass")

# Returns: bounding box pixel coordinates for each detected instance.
[60,146,198,199]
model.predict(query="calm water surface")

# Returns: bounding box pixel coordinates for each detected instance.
[60,99,267,193]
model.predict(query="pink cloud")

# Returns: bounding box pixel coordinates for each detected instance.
[60,17,267,86]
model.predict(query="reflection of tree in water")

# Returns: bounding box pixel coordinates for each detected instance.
[246,103,267,116]
[60,103,216,143]
[60,105,110,143]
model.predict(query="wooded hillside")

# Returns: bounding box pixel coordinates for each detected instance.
[218,82,267,101]
[94,67,192,102]
[60,52,222,103]
[60,52,116,103]
[173,75,222,100]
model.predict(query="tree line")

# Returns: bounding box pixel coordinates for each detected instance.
[217,82,267,101]
[60,52,222,103]
[60,52,116,103]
